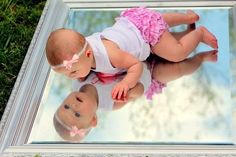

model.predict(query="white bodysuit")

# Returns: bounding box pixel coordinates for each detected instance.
[86,17,151,74]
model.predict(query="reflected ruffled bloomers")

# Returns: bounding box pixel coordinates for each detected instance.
[145,79,166,100]
[120,7,169,46]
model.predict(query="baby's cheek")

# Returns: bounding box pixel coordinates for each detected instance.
[57,108,64,118]
[67,72,77,79]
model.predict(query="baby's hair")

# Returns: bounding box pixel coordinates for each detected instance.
[46,28,86,66]
[53,110,91,142]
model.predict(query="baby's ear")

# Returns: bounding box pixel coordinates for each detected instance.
[85,50,92,57]
[90,114,97,127]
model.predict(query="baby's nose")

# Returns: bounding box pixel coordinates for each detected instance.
[70,102,79,111]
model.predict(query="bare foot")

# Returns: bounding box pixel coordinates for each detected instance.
[199,26,218,49]
[198,50,218,62]
[187,10,199,24]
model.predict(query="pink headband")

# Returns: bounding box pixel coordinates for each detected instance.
[52,41,88,70]
[54,112,88,137]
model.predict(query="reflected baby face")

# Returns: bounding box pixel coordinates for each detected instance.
[57,91,98,129]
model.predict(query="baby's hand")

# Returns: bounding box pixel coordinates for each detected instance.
[112,81,129,100]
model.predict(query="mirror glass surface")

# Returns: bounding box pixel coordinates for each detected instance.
[28,6,236,144]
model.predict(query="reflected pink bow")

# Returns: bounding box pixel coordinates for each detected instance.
[145,80,166,100]
[70,126,86,137]
[63,54,79,70]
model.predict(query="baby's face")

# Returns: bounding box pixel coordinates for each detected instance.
[57,91,98,129]
[54,56,91,79]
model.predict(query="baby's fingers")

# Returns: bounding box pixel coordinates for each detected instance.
[117,88,124,100]
[112,87,119,99]
[123,87,128,98]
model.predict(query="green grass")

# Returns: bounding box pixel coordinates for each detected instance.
[0,0,46,120]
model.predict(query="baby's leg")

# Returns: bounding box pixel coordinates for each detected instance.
[171,23,196,40]
[151,26,218,62]
[162,10,199,27]
[152,50,217,84]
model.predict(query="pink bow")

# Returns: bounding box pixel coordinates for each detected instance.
[70,126,86,137]
[63,54,80,70]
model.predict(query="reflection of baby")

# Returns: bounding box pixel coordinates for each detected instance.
[53,89,95,142]
[53,63,151,142]
[46,7,218,101]
[146,50,218,99]
[53,49,217,142]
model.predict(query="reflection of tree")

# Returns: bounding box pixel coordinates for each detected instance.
[195,68,228,127]
[128,70,230,142]
[66,10,119,35]
[129,98,157,139]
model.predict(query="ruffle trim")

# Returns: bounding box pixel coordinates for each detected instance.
[121,7,168,45]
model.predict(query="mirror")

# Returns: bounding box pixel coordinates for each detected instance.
[27,7,236,144]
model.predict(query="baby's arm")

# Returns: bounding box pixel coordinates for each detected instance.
[111,51,143,100]
[104,40,143,100]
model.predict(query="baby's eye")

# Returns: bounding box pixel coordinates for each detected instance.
[70,70,77,74]
[76,97,83,102]
[75,112,80,118]
[64,104,70,109]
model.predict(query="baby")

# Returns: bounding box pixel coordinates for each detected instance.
[46,7,218,100]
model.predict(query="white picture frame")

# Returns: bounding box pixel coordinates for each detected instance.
[1,0,236,156]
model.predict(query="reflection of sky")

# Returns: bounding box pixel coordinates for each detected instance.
[196,9,229,87]
[28,7,236,144]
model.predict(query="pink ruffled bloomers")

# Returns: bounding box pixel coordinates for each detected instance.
[120,7,168,46]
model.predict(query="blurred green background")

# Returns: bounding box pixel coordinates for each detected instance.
[0,0,46,120]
